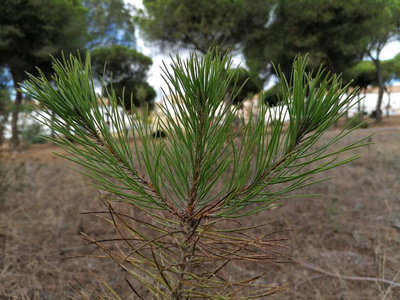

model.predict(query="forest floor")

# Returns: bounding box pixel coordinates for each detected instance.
[1,116,400,299]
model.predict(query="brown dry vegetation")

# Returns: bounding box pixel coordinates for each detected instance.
[1,117,400,299]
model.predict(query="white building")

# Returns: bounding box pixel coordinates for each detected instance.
[347,86,400,117]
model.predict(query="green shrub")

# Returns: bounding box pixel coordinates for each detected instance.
[21,123,47,144]
[346,116,369,129]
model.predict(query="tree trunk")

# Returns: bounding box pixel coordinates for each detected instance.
[11,70,22,147]
[326,56,340,128]
[0,118,6,147]
[386,87,391,117]
[362,89,367,113]
[372,58,384,122]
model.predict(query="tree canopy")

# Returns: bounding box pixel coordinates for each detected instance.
[226,67,263,105]
[139,0,274,54]
[244,0,387,79]
[91,45,156,110]
[365,0,400,58]
[83,0,136,48]
[0,0,88,80]
[383,53,400,84]
[0,0,156,145]
[364,0,400,121]
[0,0,88,146]
[344,61,377,91]
[139,0,400,94]
[344,54,400,91]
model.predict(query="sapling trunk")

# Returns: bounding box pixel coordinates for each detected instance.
[172,221,194,299]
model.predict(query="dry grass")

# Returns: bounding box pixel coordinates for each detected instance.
[267,128,400,299]
[1,120,400,299]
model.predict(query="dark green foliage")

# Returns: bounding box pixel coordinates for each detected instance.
[91,45,156,109]
[91,45,152,83]
[111,81,156,111]
[226,67,262,105]
[344,54,400,91]
[365,0,400,121]
[346,116,369,129]
[139,0,274,54]
[22,123,47,145]
[0,0,88,146]
[264,83,283,106]
[344,61,377,90]
[244,0,396,80]
[0,88,11,145]
[0,0,88,78]
[366,0,400,57]
[382,53,400,84]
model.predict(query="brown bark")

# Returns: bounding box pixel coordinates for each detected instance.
[386,87,391,117]
[372,58,384,122]
[11,70,22,147]
[326,57,340,128]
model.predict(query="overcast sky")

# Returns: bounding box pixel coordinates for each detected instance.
[125,0,400,101]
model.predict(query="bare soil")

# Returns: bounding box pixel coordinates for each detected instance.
[1,116,400,299]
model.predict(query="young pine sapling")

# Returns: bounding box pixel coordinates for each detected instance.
[22,51,369,299]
